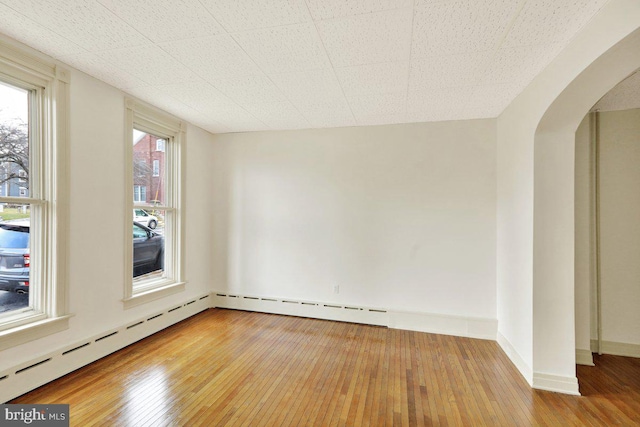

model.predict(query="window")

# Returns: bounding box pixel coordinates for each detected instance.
[125,99,184,308]
[133,185,147,203]
[0,36,70,349]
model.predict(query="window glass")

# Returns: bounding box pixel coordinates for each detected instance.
[133,130,165,206]
[0,82,31,315]
[132,127,169,287]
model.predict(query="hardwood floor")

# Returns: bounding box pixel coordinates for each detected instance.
[11,309,640,426]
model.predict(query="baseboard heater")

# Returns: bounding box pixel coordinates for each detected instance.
[212,293,389,327]
[0,293,211,403]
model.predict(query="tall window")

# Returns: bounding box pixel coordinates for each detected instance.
[125,99,184,308]
[0,37,70,348]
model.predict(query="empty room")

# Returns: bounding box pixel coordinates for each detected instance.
[1,0,639,425]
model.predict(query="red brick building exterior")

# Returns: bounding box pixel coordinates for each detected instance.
[133,133,165,205]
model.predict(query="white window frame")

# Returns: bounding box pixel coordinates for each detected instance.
[124,98,185,309]
[156,139,165,152]
[0,36,71,350]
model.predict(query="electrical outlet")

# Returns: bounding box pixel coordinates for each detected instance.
[333,285,340,294]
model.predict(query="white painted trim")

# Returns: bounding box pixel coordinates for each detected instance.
[212,292,498,340]
[0,32,71,344]
[0,294,211,403]
[533,373,581,395]
[124,97,186,305]
[497,332,533,385]
[388,310,497,340]
[123,281,186,309]
[595,340,640,358]
[576,349,595,366]
[0,315,72,351]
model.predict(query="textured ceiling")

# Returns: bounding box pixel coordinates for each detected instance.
[0,0,610,134]
[592,69,640,112]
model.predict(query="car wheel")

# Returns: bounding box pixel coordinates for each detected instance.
[148,220,157,229]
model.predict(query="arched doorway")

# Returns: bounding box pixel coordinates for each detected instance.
[496,0,640,395]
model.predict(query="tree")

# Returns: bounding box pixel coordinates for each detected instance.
[0,121,29,189]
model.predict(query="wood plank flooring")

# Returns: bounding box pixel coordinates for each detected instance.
[10,309,640,426]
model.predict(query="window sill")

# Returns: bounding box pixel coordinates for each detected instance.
[0,314,73,351]
[123,281,186,310]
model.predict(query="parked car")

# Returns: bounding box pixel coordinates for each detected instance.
[133,209,157,229]
[0,219,30,294]
[0,220,164,293]
[133,222,164,277]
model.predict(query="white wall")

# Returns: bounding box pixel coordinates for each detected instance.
[211,121,497,319]
[0,68,214,373]
[598,109,640,347]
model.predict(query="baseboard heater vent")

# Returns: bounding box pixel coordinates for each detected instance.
[324,304,342,309]
[95,331,119,342]
[127,321,144,330]
[62,342,90,356]
[147,313,163,321]
[0,375,7,381]
[16,358,51,375]
[168,306,182,313]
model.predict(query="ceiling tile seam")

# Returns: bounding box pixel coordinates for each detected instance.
[149,37,271,131]
[220,29,313,130]
[403,0,419,121]
[308,5,417,24]
[0,2,89,55]
[456,0,528,115]
[91,0,165,50]
[301,0,357,125]
[193,0,232,34]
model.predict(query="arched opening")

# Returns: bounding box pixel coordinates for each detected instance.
[532,26,640,394]
[575,69,640,368]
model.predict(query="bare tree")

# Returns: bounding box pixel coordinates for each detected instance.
[0,121,29,188]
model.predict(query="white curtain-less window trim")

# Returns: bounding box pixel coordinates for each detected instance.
[124,98,186,309]
[0,35,71,350]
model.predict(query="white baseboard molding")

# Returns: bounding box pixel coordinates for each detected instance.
[212,292,498,340]
[591,339,640,358]
[388,310,497,340]
[576,348,595,366]
[0,293,211,403]
[497,332,533,386]
[533,373,581,395]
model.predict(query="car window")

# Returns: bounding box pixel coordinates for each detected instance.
[0,226,30,249]
[133,224,148,239]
